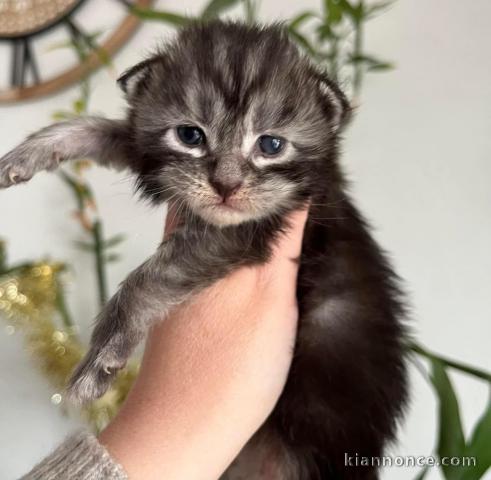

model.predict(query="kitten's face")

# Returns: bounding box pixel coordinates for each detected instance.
[122,22,348,226]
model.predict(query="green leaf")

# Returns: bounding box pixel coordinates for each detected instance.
[76,30,111,67]
[47,30,103,52]
[287,28,318,58]
[49,29,111,67]
[201,0,242,20]
[58,171,93,211]
[52,110,76,121]
[46,38,77,52]
[337,0,365,23]
[87,31,104,43]
[289,11,317,31]
[316,23,339,41]
[74,240,96,252]
[323,0,343,24]
[90,45,111,67]
[73,99,86,115]
[410,342,491,383]
[367,61,394,71]
[104,234,126,249]
[348,54,394,71]
[105,254,121,263]
[366,0,395,19]
[337,0,356,17]
[460,395,491,480]
[130,6,191,26]
[429,359,466,479]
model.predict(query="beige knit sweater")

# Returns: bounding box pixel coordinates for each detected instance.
[21,431,128,479]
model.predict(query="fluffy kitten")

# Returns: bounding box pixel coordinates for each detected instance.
[0,21,408,479]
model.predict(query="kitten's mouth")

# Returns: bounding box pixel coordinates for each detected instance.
[211,201,243,212]
[186,192,259,226]
[194,198,255,226]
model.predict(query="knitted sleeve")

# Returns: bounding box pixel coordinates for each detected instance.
[20,431,128,480]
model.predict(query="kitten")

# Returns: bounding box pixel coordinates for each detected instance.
[0,21,408,479]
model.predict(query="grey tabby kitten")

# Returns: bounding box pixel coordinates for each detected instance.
[0,22,408,480]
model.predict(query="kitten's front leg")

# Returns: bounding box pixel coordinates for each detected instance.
[0,117,133,188]
[66,230,232,404]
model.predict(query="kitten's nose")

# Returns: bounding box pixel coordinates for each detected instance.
[210,178,243,200]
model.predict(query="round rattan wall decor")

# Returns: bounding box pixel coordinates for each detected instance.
[0,0,152,103]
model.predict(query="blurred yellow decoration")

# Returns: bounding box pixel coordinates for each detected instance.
[0,258,138,432]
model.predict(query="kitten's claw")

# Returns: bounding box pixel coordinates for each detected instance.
[0,165,32,188]
[1,168,22,188]
[0,150,35,188]
[66,344,128,404]
[0,129,67,189]
[67,366,116,404]
[9,171,19,184]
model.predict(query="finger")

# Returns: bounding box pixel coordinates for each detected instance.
[270,203,310,266]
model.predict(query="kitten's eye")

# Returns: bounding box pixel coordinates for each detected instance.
[258,135,284,156]
[176,125,205,146]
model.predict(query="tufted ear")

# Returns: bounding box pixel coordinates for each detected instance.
[317,73,351,132]
[117,58,155,97]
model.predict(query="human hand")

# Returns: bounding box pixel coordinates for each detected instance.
[99,205,309,480]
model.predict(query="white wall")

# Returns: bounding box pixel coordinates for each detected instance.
[0,1,490,478]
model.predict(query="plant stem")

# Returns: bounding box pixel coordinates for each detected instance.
[92,220,108,307]
[58,171,109,309]
[0,241,6,273]
[244,0,259,23]
[329,37,339,82]
[410,342,491,382]
[71,31,110,309]
[352,17,363,98]
[55,280,75,329]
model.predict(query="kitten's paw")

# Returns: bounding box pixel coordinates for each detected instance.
[66,344,128,404]
[0,144,61,189]
[0,153,33,188]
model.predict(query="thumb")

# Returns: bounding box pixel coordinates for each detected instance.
[270,204,310,269]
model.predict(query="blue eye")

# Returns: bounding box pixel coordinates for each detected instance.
[258,135,284,156]
[177,125,205,146]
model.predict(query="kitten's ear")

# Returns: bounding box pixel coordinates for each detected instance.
[117,59,154,97]
[317,74,351,132]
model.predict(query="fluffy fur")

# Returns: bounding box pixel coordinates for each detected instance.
[0,21,408,479]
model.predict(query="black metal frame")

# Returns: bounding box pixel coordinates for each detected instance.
[10,38,40,87]
[1,0,136,89]
[0,0,91,88]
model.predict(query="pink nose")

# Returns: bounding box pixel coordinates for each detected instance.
[210,179,242,200]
